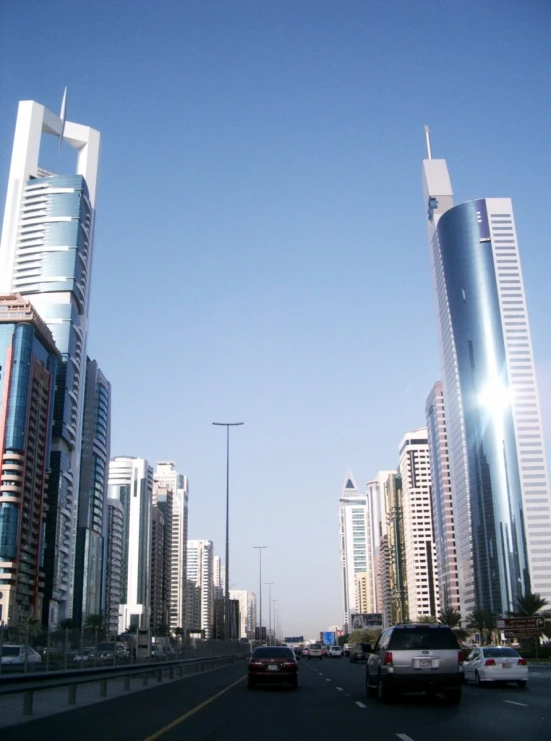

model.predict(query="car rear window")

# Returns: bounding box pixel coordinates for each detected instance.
[483,648,519,658]
[389,626,459,650]
[2,646,21,656]
[252,647,294,659]
[310,644,321,649]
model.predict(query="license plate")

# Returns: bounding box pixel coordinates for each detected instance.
[419,659,433,667]
[267,664,279,671]
[501,663,511,669]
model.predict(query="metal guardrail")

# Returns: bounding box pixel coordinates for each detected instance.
[0,653,246,716]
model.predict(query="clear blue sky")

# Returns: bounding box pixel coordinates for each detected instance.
[1,0,550,639]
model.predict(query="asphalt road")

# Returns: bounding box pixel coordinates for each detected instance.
[2,657,550,741]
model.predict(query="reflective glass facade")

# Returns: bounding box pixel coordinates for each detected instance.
[436,200,528,614]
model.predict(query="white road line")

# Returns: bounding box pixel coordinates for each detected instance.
[504,700,528,707]
[326,678,331,682]
[355,701,367,708]
[397,735,415,741]
[336,687,343,691]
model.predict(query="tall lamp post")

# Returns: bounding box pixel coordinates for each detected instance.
[266,582,274,645]
[272,600,278,644]
[213,421,244,641]
[253,546,267,641]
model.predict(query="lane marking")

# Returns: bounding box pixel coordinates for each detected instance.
[143,675,245,740]
[397,735,415,741]
[336,686,343,691]
[504,700,528,707]
[355,701,367,708]
[326,678,331,682]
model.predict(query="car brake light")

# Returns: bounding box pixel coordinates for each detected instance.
[458,651,464,665]
[384,651,393,666]
[518,658,527,666]
[250,660,263,667]
[484,659,496,666]
[282,661,295,667]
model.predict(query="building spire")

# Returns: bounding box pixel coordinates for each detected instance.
[58,87,67,151]
[424,124,432,160]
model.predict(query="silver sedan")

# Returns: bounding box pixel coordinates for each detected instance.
[463,646,528,687]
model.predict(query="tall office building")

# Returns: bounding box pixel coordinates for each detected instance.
[366,470,395,614]
[0,97,101,626]
[73,359,111,627]
[338,472,369,632]
[426,382,460,613]
[103,497,123,636]
[383,472,408,626]
[186,540,214,639]
[108,457,153,633]
[0,294,59,625]
[422,137,551,614]
[153,462,189,632]
[355,573,371,613]
[149,505,166,632]
[213,555,224,600]
[229,589,250,639]
[398,428,439,620]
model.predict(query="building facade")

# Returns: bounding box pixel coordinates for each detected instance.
[383,472,408,625]
[108,457,153,633]
[186,540,213,639]
[338,472,369,632]
[0,294,59,625]
[366,470,395,615]
[422,146,551,614]
[0,97,101,627]
[102,497,123,636]
[399,429,439,620]
[73,359,111,627]
[426,381,460,613]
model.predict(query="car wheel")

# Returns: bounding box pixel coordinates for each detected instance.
[475,671,483,687]
[446,687,461,704]
[248,678,255,690]
[377,675,391,703]
[517,680,527,688]
[366,671,377,698]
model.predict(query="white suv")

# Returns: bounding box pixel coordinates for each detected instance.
[329,646,343,658]
[308,643,323,660]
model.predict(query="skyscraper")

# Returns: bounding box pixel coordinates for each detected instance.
[426,381,460,613]
[398,428,439,620]
[73,359,111,627]
[102,496,123,636]
[366,470,395,614]
[186,539,214,639]
[0,294,59,625]
[107,457,153,633]
[383,471,408,626]
[338,472,368,632]
[422,135,551,615]
[0,97,101,626]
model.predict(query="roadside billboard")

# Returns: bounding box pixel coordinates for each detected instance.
[323,631,336,646]
[350,613,383,630]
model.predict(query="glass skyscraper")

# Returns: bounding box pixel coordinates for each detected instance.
[422,142,551,616]
[0,98,101,626]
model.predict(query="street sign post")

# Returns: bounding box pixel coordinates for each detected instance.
[496,617,544,632]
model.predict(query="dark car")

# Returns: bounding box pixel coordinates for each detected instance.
[248,646,298,690]
[350,642,372,663]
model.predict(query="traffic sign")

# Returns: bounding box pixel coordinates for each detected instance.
[496,617,544,631]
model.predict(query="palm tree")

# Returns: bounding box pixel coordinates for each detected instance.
[467,609,496,644]
[438,608,462,628]
[18,617,43,646]
[416,615,437,623]
[513,592,549,617]
[59,618,76,631]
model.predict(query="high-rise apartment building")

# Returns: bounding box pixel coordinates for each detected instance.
[107,457,153,633]
[338,472,369,632]
[0,97,101,626]
[153,462,189,633]
[186,540,213,639]
[398,429,439,620]
[150,505,166,632]
[422,138,551,614]
[73,359,111,627]
[366,470,395,614]
[229,589,250,639]
[383,472,408,626]
[0,294,59,625]
[355,573,371,613]
[102,497,123,636]
[426,382,460,613]
[213,555,224,601]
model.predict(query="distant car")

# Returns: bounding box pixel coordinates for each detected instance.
[293,646,302,660]
[366,623,463,703]
[96,642,128,659]
[463,646,528,688]
[302,646,310,658]
[308,643,323,660]
[329,646,343,658]
[1,645,42,665]
[343,643,350,656]
[350,643,371,663]
[72,648,97,663]
[248,646,298,690]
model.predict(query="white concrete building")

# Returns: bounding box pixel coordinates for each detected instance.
[398,429,439,620]
[366,470,395,614]
[187,540,214,639]
[107,457,153,633]
[338,471,369,632]
[0,95,101,626]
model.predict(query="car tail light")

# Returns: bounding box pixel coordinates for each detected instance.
[484,659,496,666]
[384,651,393,666]
[458,651,464,665]
[518,658,527,666]
[282,661,295,667]
[250,660,263,668]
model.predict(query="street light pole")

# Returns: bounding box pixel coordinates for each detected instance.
[266,582,274,646]
[213,421,244,641]
[253,546,267,642]
[272,600,278,644]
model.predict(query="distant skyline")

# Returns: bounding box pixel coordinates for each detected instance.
[1,0,550,637]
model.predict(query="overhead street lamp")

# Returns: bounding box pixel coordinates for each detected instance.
[253,546,267,641]
[213,421,244,641]
[266,582,274,645]
[272,600,278,644]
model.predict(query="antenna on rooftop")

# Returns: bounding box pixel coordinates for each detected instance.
[424,124,432,160]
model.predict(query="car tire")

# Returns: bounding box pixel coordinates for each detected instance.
[377,675,391,703]
[475,671,483,687]
[248,678,255,690]
[517,680,527,688]
[446,687,461,704]
[366,672,377,698]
